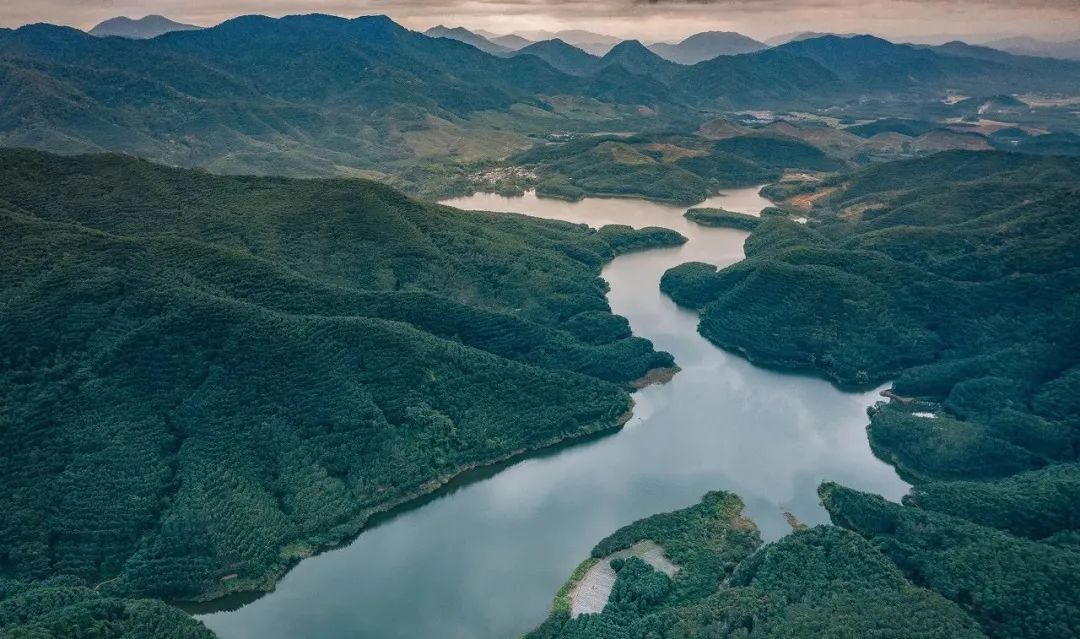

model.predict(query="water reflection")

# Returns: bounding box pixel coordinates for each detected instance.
[199,188,908,639]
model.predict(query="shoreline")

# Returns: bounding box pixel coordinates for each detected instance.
[182,365,683,612]
[178,405,635,610]
[449,185,765,209]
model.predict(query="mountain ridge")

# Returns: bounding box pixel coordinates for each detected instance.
[88,14,201,39]
[649,31,766,64]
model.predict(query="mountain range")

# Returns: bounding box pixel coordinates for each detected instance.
[983,35,1080,60]
[3,15,1078,182]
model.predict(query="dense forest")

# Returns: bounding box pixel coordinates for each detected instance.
[649,150,1080,636]
[683,208,763,230]
[0,577,215,638]
[0,149,687,632]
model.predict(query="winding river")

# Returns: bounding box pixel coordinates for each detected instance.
[198,187,909,639]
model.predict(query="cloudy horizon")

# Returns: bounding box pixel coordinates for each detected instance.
[2,0,1079,44]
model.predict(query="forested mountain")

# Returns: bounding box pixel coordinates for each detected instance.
[654,151,1080,636]
[0,148,684,619]
[676,49,846,107]
[88,15,201,39]
[649,31,766,64]
[513,39,600,76]
[597,40,682,79]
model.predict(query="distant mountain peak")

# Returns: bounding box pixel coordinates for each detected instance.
[88,14,200,39]
[514,38,598,75]
[650,30,765,64]
[423,24,508,54]
[603,39,654,58]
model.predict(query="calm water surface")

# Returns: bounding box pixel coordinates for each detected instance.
[199,188,908,639]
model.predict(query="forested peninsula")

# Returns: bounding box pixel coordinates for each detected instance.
[0,149,685,633]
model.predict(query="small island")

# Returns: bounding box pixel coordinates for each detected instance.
[683,207,761,230]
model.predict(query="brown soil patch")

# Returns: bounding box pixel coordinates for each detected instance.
[646,143,706,163]
[788,186,836,211]
[632,366,680,389]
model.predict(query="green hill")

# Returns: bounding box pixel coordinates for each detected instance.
[527,492,981,639]
[0,577,214,638]
[0,149,683,610]
[513,133,832,203]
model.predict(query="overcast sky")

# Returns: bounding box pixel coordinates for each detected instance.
[2,0,1079,43]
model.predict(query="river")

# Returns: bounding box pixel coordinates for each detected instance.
[198,187,909,639]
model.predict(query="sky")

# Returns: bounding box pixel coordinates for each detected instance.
[2,0,1079,43]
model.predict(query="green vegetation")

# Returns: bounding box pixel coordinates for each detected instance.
[823,484,1080,639]
[513,133,834,204]
[904,463,1080,541]
[0,16,679,187]
[0,577,214,638]
[661,150,1080,637]
[845,118,939,138]
[663,151,1080,386]
[528,492,980,639]
[0,149,684,610]
[683,208,761,230]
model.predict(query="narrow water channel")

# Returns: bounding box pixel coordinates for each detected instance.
[198,187,909,639]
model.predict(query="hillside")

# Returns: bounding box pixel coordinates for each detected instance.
[0,149,684,614]
[527,492,982,638]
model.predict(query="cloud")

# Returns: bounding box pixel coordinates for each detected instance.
[2,0,1078,41]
